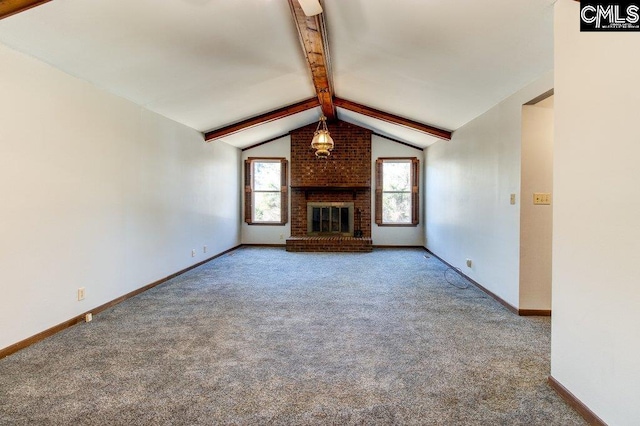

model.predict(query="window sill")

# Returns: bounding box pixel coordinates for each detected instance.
[376,223,419,227]
[247,222,287,226]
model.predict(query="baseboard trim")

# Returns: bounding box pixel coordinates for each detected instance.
[0,244,241,360]
[548,376,607,425]
[425,248,521,315]
[245,244,424,249]
[373,245,426,249]
[519,309,551,316]
[0,316,87,362]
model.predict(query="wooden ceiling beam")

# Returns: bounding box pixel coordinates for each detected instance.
[334,97,452,141]
[287,0,335,120]
[204,97,320,142]
[0,0,52,20]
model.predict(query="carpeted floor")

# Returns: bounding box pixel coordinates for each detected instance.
[0,247,584,425]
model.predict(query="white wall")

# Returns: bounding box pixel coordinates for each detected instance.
[552,1,640,424]
[371,135,424,246]
[241,134,425,246]
[0,43,241,351]
[425,71,553,308]
[519,101,553,310]
[241,136,290,245]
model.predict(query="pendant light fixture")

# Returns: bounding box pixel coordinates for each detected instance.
[311,115,334,158]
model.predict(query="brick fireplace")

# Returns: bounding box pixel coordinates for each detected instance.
[286,120,373,252]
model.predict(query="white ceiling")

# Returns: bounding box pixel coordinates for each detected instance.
[0,0,316,135]
[325,0,555,131]
[336,109,440,149]
[0,0,555,149]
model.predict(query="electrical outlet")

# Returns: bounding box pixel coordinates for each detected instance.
[77,287,85,301]
[85,313,93,322]
[466,259,472,268]
[203,245,207,254]
[510,194,516,205]
[191,249,196,257]
[279,234,284,240]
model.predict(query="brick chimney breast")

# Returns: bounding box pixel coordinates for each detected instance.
[287,120,372,252]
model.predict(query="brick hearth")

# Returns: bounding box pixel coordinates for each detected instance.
[286,236,373,252]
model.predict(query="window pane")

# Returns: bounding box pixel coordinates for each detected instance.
[331,207,340,232]
[253,192,281,222]
[312,207,321,232]
[383,162,410,192]
[383,192,411,223]
[340,207,349,233]
[321,207,330,232]
[253,161,281,191]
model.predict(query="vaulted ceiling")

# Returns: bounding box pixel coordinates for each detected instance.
[0,0,555,148]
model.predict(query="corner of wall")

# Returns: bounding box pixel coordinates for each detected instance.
[425,72,553,309]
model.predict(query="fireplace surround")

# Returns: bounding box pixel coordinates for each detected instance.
[286,120,373,252]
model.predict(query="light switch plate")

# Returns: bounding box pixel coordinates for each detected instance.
[533,193,551,205]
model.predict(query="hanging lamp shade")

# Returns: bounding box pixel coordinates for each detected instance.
[311,115,334,157]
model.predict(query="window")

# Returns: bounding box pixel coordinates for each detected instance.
[375,157,419,226]
[244,158,288,225]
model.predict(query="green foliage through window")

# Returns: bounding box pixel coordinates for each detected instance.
[244,158,287,225]
[375,158,419,226]
[382,162,412,223]
[253,161,282,223]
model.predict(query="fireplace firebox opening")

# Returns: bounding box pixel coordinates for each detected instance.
[307,202,354,236]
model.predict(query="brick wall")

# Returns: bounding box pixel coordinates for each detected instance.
[291,120,371,188]
[287,120,372,251]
